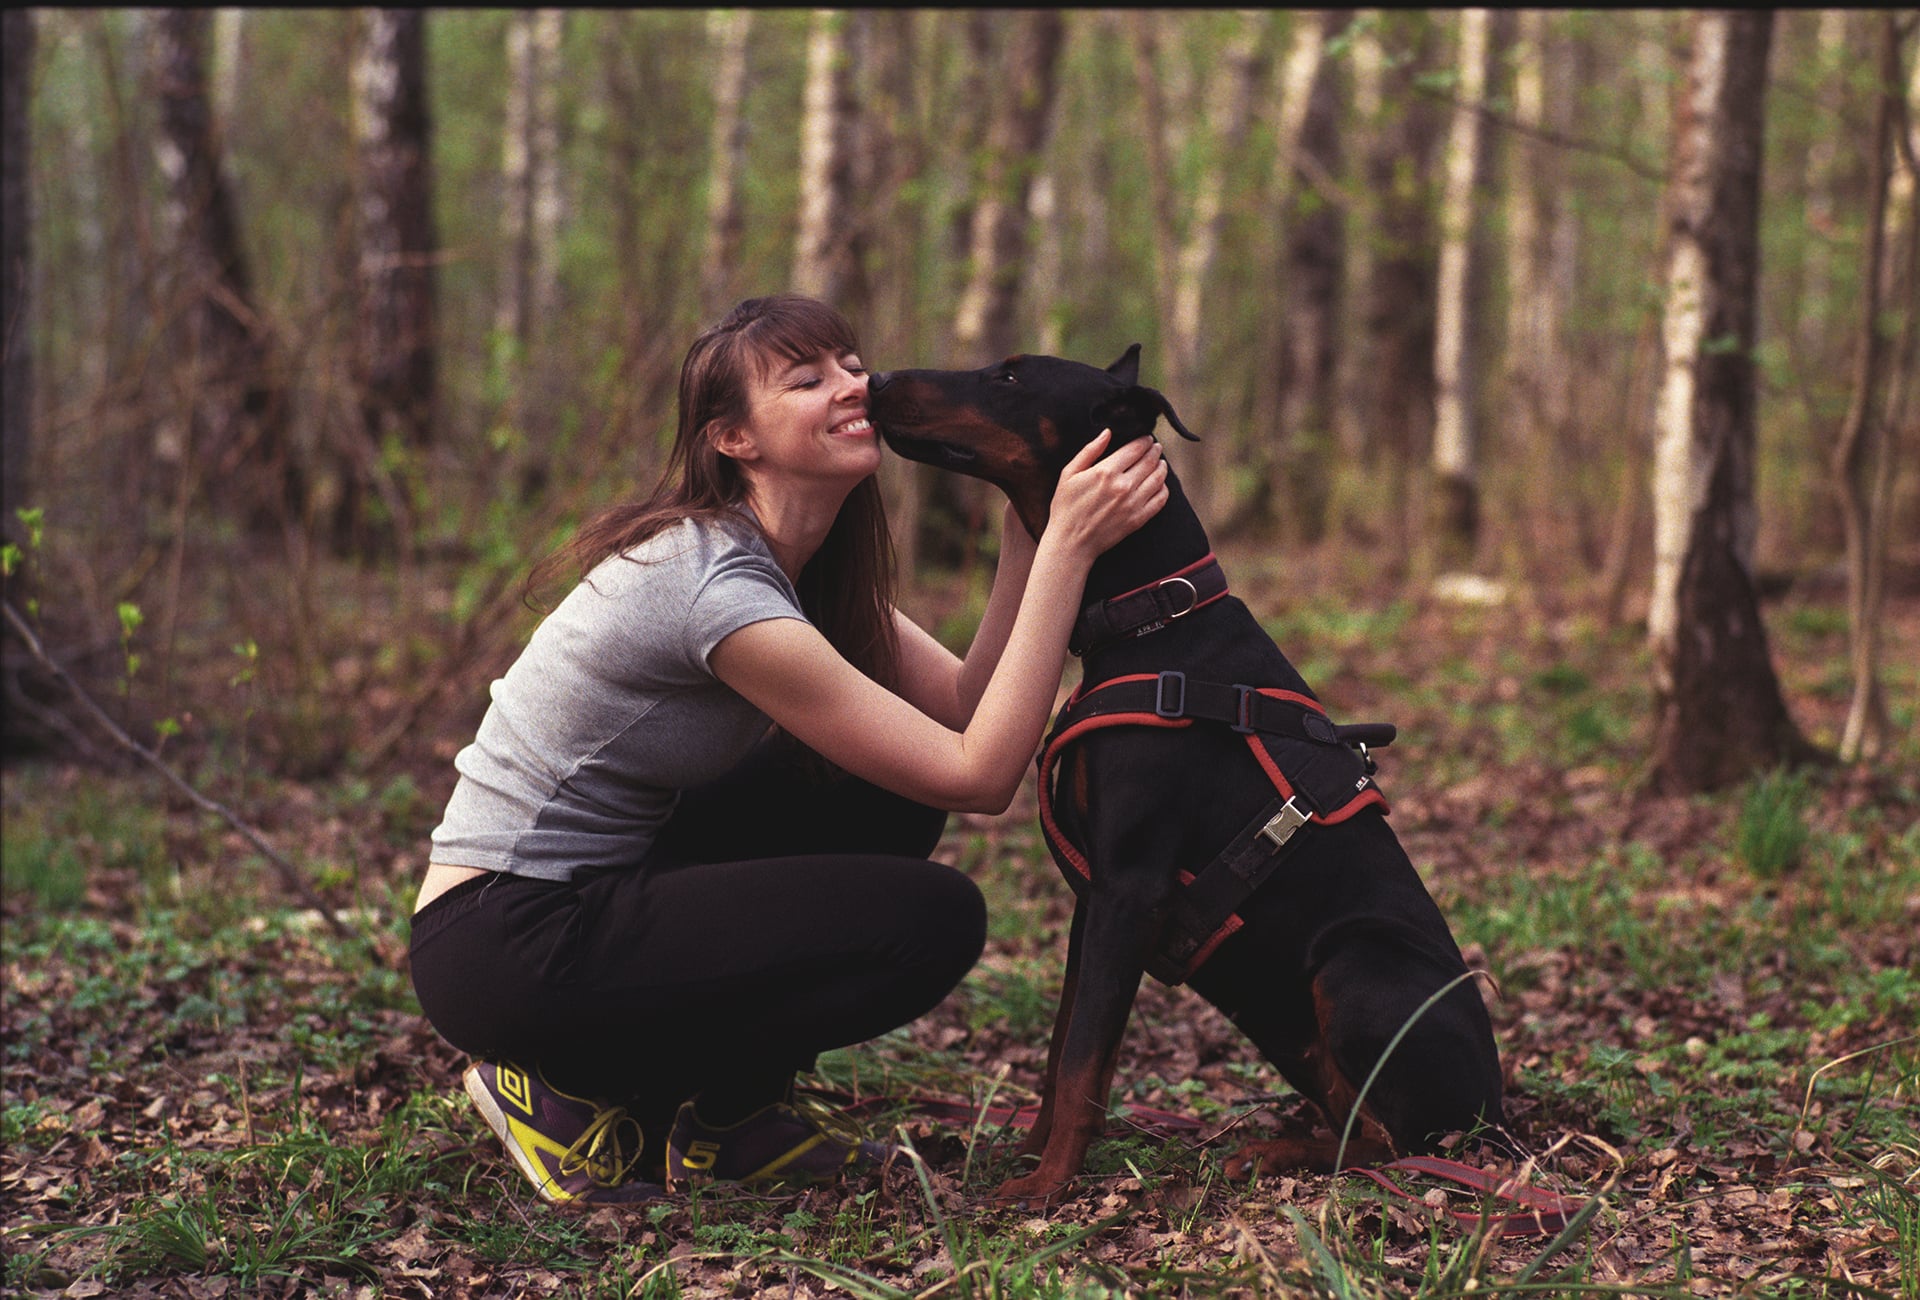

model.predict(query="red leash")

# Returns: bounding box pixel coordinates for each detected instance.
[802,1087,1588,1238]
[1349,1155,1591,1238]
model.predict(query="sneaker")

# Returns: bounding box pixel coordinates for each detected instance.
[665,1095,898,1189]
[463,1060,664,1206]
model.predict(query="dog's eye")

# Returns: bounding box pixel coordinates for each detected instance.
[997,369,1018,384]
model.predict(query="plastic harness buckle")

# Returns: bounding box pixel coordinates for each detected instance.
[1154,671,1187,718]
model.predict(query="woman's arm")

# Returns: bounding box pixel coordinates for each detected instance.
[711,433,1166,812]
[890,502,1037,731]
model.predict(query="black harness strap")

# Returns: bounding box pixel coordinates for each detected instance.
[1062,671,1398,755]
[1040,671,1396,986]
[1145,794,1312,985]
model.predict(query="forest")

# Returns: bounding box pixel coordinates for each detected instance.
[2,9,1916,1298]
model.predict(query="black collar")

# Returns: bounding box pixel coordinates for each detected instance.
[1070,554,1228,657]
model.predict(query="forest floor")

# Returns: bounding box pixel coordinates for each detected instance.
[2,540,1916,1298]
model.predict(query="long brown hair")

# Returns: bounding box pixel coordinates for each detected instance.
[532,294,900,687]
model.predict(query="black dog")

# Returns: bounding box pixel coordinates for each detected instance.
[870,347,1505,1206]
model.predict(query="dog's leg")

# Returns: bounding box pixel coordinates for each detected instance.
[1223,932,1503,1177]
[1018,899,1085,1157]
[994,892,1153,1207]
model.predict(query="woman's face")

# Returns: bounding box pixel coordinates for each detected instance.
[724,348,880,487]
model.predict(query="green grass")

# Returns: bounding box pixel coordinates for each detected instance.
[6,589,1917,1295]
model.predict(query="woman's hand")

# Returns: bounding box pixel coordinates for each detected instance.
[1041,430,1169,565]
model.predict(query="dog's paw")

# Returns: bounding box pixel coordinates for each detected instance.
[1225,1135,1396,1178]
[1223,1139,1309,1180]
[991,1171,1074,1209]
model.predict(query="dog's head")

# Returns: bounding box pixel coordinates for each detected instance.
[868,345,1196,535]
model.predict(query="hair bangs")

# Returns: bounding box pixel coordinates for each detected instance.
[733,296,862,380]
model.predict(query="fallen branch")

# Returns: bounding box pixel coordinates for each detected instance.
[4,598,361,945]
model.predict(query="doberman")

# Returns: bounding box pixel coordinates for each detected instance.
[868,346,1506,1207]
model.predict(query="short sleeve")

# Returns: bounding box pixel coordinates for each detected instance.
[684,529,807,666]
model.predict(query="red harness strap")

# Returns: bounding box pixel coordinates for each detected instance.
[1037,674,1390,985]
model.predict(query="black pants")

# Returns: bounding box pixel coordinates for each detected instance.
[409,738,985,1129]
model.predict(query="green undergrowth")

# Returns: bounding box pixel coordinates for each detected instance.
[4,592,1916,1295]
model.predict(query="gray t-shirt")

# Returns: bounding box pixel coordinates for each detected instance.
[429,514,805,880]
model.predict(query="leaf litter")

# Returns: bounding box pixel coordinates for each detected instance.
[3,571,1916,1297]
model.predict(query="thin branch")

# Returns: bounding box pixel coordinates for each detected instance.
[4,598,362,945]
[1413,85,1670,185]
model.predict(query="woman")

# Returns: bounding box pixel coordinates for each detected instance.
[409,295,1167,1206]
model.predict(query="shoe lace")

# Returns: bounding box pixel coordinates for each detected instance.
[558,1105,644,1188]
[789,1092,867,1152]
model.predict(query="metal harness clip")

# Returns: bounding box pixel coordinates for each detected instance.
[1259,798,1310,851]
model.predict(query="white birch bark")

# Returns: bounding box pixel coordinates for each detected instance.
[794,9,852,302]
[1646,11,1811,791]
[701,8,752,317]
[212,9,243,141]
[1431,8,1491,559]
[1335,12,1383,459]
[496,11,535,346]
[1833,14,1906,762]
[529,10,563,330]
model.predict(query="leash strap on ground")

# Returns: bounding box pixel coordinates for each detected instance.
[1348,1156,1589,1239]
[795,1086,1203,1137]
[799,1087,1583,1238]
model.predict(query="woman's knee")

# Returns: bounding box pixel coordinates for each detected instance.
[893,858,987,981]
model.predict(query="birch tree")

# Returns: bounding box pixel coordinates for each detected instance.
[1830,13,1911,762]
[1648,10,1817,793]
[1346,11,1442,565]
[1129,11,1266,523]
[951,10,1065,365]
[352,9,437,459]
[1430,7,1492,570]
[943,9,1064,571]
[793,10,859,307]
[1,8,30,552]
[150,7,290,530]
[1505,9,1582,570]
[700,9,752,319]
[497,10,564,353]
[1272,10,1348,544]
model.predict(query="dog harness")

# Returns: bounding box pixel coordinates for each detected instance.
[1040,556,1393,986]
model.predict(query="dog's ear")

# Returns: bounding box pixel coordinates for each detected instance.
[1098,345,1198,442]
[1092,384,1201,444]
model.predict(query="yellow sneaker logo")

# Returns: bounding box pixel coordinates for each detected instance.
[680,1139,722,1172]
[498,1065,534,1116]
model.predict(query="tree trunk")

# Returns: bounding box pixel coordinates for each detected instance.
[1504,9,1582,581]
[700,8,752,320]
[794,9,860,308]
[150,7,290,532]
[497,9,562,346]
[946,9,1064,574]
[855,9,927,585]
[1648,10,1819,794]
[1123,12,1256,524]
[1351,11,1442,572]
[1795,10,1852,362]
[2,8,32,551]
[951,10,1065,364]
[1429,7,1491,572]
[349,7,437,551]
[1831,13,1905,763]
[1272,10,1348,546]
[1601,12,1680,625]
